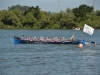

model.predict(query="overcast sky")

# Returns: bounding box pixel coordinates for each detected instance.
[0,0,100,12]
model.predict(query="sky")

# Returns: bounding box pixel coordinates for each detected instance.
[0,0,100,12]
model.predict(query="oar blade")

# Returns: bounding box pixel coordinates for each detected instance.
[91,41,96,44]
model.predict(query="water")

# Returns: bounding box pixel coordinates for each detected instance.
[0,29,100,75]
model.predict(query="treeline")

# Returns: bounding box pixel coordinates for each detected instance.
[0,4,100,29]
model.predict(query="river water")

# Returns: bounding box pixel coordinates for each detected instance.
[0,29,100,75]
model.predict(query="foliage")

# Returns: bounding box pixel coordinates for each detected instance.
[96,10,100,16]
[8,4,29,11]
[0,4,100,29]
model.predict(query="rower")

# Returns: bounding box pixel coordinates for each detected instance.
[21,35,24,40]
[70,35,75,41]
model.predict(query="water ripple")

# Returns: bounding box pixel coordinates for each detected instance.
[0,30,100,75]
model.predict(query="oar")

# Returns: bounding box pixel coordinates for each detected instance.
[85,41,96,44]
[90,41,96,44]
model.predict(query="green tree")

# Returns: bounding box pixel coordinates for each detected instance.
[0,4,99,29]
[59,11,75,29]
[0,10,22,28]
[73,4,93,22]
[22,12,36,28]
[65,8,72,14]
[8,4,29,11]
[85,11,100,28]
[96,10,100,16]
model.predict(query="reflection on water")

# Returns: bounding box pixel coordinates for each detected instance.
[0,30,100,75]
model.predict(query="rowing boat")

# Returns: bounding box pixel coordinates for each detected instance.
[14,36,86,45]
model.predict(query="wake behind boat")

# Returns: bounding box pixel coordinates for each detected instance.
[14,36,86,45]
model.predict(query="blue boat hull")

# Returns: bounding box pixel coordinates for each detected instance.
[14,36,86,45]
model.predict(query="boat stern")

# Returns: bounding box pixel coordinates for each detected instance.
[81,40,86,45]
